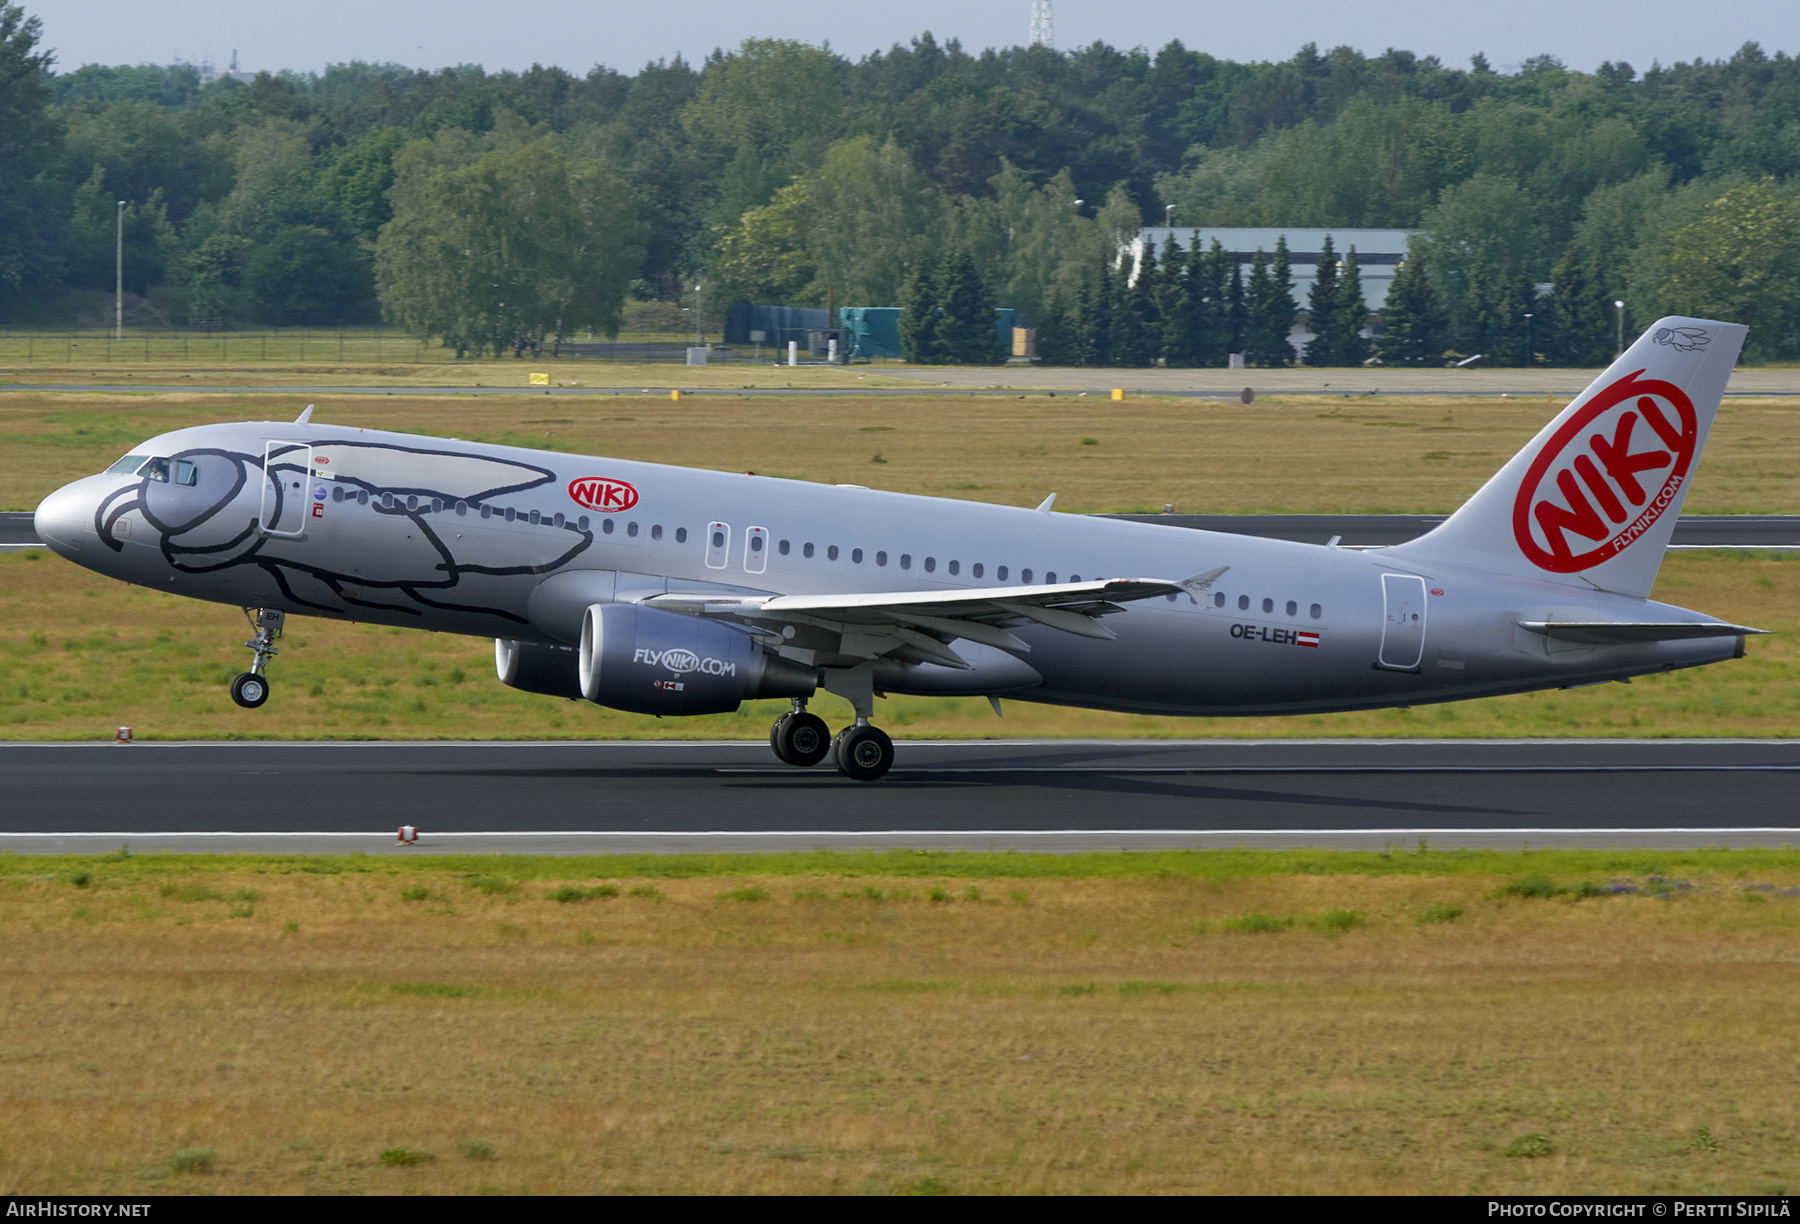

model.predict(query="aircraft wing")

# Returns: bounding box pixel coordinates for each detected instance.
[644,569,1226,670]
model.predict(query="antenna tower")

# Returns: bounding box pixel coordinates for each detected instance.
[1029,0,1054,49]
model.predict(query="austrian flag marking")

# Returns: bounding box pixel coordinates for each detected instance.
[1297,631,1320,648]
[1511,369,1698,574]
[568,476,639,513]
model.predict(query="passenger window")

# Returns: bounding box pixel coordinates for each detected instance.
[924,557,935,573]
[973,563,985,578]
[1022,569,1033,583]
[828,545,839,560]
[750,534,764,553]
[948,560,958,575]
[1310,604,1322,619]
[852,548,862,563]
[711,528,724,548]
[477,501,489,517]
[1214,591,1225,607]
[897,554,908,569]
[651,524,663,540]
[504,506,516,522]
[578,515,589,531]
[331,486,344,503]
[553,512,565,529]
[432,499,444,514]
[876,551,888,566]
[804,543,815,558]
[1069,574,1079,583]
[778,539,789,555]
[1286,600,1297,617]
[456,501,468,516]
[382,493,394,509]
[107,454,147,475]
[997,566,1008,581]
[675,527,688,543]
[628,521,639,537]
[173,460,198,487]
[1262,597,1273,613]
[408,496,420,512]
[1237,594,1249,610]
[1045,572,1056,584]
[528,509,541,525]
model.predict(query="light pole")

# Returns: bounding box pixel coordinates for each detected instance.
[1164,204,1175,228]
[694,276,704,347]
[1614,299,1625,358]
[1523,312,1533,365]
[115,200,126,341]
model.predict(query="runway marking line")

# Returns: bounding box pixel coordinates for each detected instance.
[4,827,1798,839]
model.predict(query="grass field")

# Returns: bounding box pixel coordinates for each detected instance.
[1,848,1795,1195]
[4,389,1800,515]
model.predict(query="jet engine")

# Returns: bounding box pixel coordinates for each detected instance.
[578,602,815,715]
[494,638,584,700]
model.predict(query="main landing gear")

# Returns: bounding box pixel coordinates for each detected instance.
[230,607,284,709]
[769,699,894,781]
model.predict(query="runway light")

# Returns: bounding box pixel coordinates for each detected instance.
[114,726,131,743]
[397,825,418,845]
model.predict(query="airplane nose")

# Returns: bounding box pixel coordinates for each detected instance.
[34,481,93,559]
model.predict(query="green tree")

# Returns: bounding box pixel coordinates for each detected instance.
[899,252,945,364]
[1302,233,1340,366]
[710,179,818,307]
[1375,250,1445,366]
[1542,245,1613,366]
[1246,238,1295,366]
[803,137,943,307]
[1157,232,1194,366]
[245,225,370,323]
[1330,246,1372,366]
[0,3,60,313]
[937,248,999,364]
[376,136,647,356]
[1658,180,1800,360]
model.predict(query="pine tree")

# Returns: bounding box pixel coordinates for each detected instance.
[937,248,999,364]
[1267,236,1296,366]
[1375,251,1445,367]
[1544,246,1613,367]
[1331,247,1372,366]
[1071,270,1098,367]
[1224,254,1247,365]
[1035,288,1076,366]
[1303,234,1340,367]
[1157,233,1192,366]
[1132,238,1161,366]
[1088,256,1117,368]
[899,254,944,365]
[1246,246,1294,368]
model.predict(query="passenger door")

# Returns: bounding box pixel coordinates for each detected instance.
[259,441,313,538]
[1377,573,1427,671]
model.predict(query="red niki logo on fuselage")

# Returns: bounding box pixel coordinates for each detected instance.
[1511,369,1698,573]
[568,476,639,513]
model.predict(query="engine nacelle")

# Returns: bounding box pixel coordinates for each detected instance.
[578,602,815,715]
[494,638,583,699]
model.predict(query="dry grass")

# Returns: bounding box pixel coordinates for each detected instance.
[1,852,1796,1194]
[4,390,1800,515]
[1,548,1795,740]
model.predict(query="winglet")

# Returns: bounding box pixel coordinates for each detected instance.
[1036,493,1056,512]
[1176,565,1230,603]
[294,404,314,425]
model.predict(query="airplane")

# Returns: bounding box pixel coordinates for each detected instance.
[31,316,1761,781]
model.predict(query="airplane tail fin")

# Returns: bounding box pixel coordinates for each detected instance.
[1387,317,1746,599]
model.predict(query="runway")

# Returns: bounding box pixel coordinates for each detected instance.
[3,739,1795,855]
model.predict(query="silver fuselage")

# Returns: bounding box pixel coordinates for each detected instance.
[34,419,1742,718]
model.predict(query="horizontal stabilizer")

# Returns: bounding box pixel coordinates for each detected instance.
[1517,620,1766,645]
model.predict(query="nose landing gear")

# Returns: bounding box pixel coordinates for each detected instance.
[230,607,284,709]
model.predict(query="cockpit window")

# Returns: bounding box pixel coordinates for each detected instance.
[138,457,171,483]
[107,454,147,475]
[173,459,197,486]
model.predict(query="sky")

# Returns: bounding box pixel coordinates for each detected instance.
[34,0,1800,79]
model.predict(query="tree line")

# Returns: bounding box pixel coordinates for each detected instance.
[5,1,1800,358]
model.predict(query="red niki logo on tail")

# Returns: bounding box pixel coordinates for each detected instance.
[568,476,639,513]
[1511,370,1698,573]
